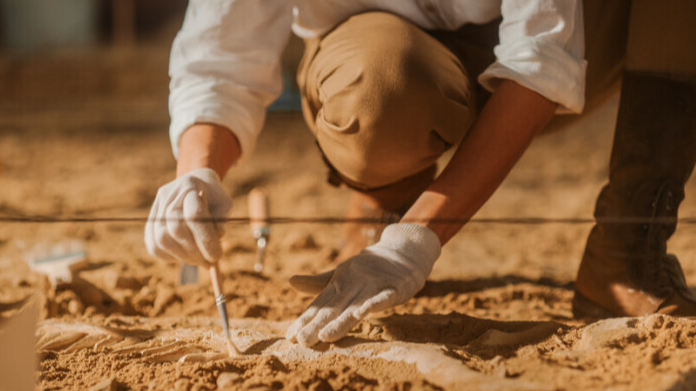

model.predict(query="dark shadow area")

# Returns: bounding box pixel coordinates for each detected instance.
[71,261,113,273]
[97,324,157,340]
[370,312,569,360]
[232,270,271,282]
[417,275,574,298]
[59,275,138,316]
[0,296,32,314]
[244,337,283,355]
[667,366,696,391]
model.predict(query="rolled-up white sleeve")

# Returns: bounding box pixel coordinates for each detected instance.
[168,0,293,159]
[479,0,586,114]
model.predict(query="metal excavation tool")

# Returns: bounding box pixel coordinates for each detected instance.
[209,263,241,357]
[248,188,270,273]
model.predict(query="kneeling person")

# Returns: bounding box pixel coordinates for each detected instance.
[146,1,585,346]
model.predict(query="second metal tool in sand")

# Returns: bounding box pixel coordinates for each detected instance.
[249,188,270,273]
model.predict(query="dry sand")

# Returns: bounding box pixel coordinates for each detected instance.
[2,47,696,391]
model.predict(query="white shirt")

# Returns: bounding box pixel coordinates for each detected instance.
[169,0,586,159]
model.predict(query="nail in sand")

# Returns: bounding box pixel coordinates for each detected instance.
[197,190,241,357]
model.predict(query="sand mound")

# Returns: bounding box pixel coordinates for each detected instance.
[34,313,696,390]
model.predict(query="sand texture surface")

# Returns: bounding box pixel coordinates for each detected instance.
[2,47,696,390]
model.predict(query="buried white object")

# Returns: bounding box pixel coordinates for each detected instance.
[22,240,87,286]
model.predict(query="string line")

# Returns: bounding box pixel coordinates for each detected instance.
[2,216,696,225]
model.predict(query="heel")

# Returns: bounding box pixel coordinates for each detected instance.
[572,291,617,320]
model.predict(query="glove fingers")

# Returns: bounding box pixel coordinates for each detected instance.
[145,229,177,263]
[352,289,398,320]
[152,221,185,263]
[144,196,180,263]
[165,208,208,267]
[144,169,233,266]
[285,285,335,342]
[289,270,334,295]
[154,191,192,263]
[296,304,344,347]
[318,305,361,343]
[183,191,223,263]
[296,286,360,347]
[319,288,394,343]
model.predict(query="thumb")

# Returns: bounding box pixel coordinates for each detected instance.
[289,270,334,295]
[183,190,222,264]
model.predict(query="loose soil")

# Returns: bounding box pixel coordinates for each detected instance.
[2,43,696,391]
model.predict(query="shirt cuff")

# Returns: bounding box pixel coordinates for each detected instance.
[479,37,587,114]
[169,109,261,163]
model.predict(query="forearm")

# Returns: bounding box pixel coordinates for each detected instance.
[176,124,242,179]
[403,80,557,244]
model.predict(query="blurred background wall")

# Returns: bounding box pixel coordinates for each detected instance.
[0,0,188,50]
[0,0,302,109]
[1,0,99,50]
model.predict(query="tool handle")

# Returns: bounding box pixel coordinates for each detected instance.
[209,264,224,298]
[248,187,270,234]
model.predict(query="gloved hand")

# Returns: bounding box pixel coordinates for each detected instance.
[144,168,232,267]
[286,223,441,346]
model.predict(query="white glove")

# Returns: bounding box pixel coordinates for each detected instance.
[144,168,232,267]
[286,223,441,346]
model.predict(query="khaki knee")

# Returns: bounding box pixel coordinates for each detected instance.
[303,12,474,188]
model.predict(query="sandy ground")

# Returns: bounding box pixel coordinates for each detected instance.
[2,44,696,391]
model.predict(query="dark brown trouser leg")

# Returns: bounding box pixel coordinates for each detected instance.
[575,72,696,317]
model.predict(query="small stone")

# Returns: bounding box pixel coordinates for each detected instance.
[174,378,190,391]
[89,377,117,391]
[67,300,84,315]
[216,372,242,389]
[55,290,79,305]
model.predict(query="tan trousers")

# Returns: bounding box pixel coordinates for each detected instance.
[298,2,694,192]
[298,12,478,190]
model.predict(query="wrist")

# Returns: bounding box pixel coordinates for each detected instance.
[176,123,241,179]
[370,223,442,277]
[180,167,223,184]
